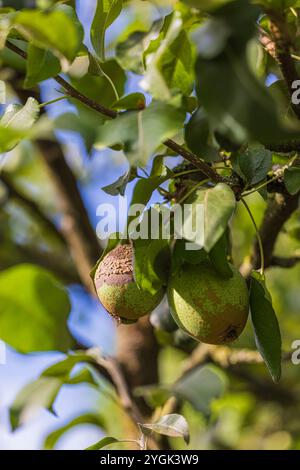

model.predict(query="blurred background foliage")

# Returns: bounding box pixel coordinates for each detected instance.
[0,0,299,451]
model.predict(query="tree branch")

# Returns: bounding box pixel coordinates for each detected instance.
[240,14,300,277]
[5,40,222,184]
[163,138,223,182]
[252,192,300,270]
[240,191,300,277]
[264,11,300,119]
[271,255,300,268]
[36,139,101,293]
[15,243,80,283]
[180,344,296,406]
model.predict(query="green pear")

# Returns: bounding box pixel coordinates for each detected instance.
[95,244,164,321]
[168,261,249,344]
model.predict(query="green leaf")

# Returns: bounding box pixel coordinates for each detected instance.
[193,17,231,59]
[91,0,123,60]
[250,272,282,382]
[113,93,146,111]
[14,6,83,61]
[102,168,137,196]
[86,436,119,450]
[184,183,236,251]
[209,231,233,278]
[185,107,220,162]
[284,167,300,195]
[172,239,208,273]
[41,352,96,378]
[128,169,171,215]
[0,126,28,153]
[10,367,98,431]
[45,413,106,450]
[24,44,61,88]
[1,96,39,130]
[150,154,166,177]
[195,1,300,144]
[95,102,185,166]
[10,352,101,431]
[196,51,299,144]
[10,377,63,431]
[136,364,226,415]
[0,96,40,153]
[0,264,73,353]
[116,19,163,74]
[70,57,125,109]
[54,111,98,152]
[143,12,195,99]
[173,364,227,415]
[66,368,98,386]
[139,414,190,444]
[132,226,170,294]
[235,146,272,185]
[134,385,172,408]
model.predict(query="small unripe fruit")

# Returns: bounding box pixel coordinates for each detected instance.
[168,261,249,345]
[95,244,164,321]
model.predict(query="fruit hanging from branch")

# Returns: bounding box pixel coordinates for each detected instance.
[168,261,249,345]
[95,244,164,322]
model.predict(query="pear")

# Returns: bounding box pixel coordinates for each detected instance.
[168,261,249,344]
[95,244,164,321]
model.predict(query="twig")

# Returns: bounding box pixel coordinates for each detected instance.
[163,139,223,182]
[171,344,296,407]
[39,95,69,108]
[86,348,160,450]
[5,40,117,119]
[54,74,118,119]
[5,40,222,184]
[242,174,283,198]
[181,344,264,376]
